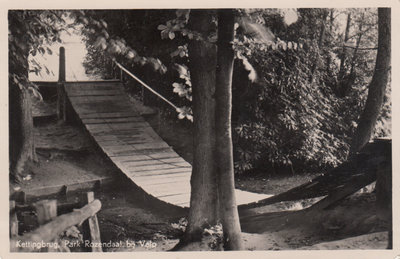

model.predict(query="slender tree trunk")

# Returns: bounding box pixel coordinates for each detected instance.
[9,40,36,181]
[349,14,365,76]
[326,9,335,75]
[338,12,352,82]
[184,9,219,243]
[350,8,391,154]
[9,84,36,181]
[215,9,243,250]
[310,10,328,83]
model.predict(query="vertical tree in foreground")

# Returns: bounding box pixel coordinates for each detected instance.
[182,9,244,249]
[215,9,243,250]
[9,11,64,181]
[184,9,219,242]
[350,8,391,154]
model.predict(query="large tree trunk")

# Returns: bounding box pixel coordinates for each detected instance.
[9,84,36,181]
[215,9,243,250]
[184,10,219,242]
[350,8,391,154]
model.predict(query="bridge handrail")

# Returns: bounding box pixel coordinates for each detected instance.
[114,61,179,111]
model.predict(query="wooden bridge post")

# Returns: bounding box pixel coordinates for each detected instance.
[120,67,124,82]
[10,201,18,238]
[35,199,57,225]
[81,192,102,252]
[58,47,66,83]
[57,47,67,121]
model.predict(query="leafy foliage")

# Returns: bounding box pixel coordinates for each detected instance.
[9,10,66,94]
[232,39,351,172]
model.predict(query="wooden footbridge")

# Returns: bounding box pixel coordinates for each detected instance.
[57,48,270,208]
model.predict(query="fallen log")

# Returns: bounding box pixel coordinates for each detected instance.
[10,199,101,252]
[239,139,391,211]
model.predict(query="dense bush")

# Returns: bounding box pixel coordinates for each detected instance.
[232,41,350,173]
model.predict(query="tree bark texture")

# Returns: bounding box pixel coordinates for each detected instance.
[9,85,36,180]
[350,8,391,154]
[184,9,219,242]
[215,9,243,250]
[338,13,352,82]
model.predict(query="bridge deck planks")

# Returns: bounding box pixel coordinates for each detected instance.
[64,81,270,207]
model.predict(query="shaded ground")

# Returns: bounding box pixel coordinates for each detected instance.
[12,95,186,252]
[11,92,391,252]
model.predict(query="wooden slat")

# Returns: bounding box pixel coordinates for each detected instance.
[128,167,191,177]
[127,168,192,182]
[133,174,191,186]
[91,128,155,137]
[69,95,128,103]
[80,112,140,119]
[126,162,190,172]
[107,147,173,157]
[96,138,160,146]
[145,186,190,198]
[74,106,134,115]
[101,142,170,152]
[142,183,191,197]
[82,116,145,124]
[85,122,151,132]
[112,153,181,163]
[93,134,159,143]
[120,157,188,167]
[159,193,191,205]
[65,84,122,91]
[96,138,168,147]
[67,89,124,97]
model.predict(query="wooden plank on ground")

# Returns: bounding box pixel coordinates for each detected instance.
[84,192,102,252]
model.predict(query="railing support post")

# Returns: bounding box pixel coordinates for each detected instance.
[57,47,67,121]
[58,47,66,83]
